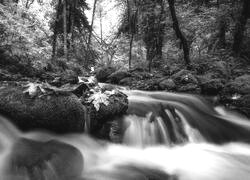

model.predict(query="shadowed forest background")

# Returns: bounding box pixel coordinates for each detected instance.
[0,0,250,117]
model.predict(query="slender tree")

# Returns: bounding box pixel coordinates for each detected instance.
[167,0,190,65]
[63,0,68,60]
[69,0,77,47]
[88,0,98,46]
[126,0,133,69]
[99,7,103,42]
[52,0,62,59]
[217,15,226,49]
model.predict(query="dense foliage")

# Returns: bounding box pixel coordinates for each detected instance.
[0,2,52,71]
[0,0,250,77]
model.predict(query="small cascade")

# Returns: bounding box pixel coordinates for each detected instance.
[175,109,205,143]
[122,113,171,147]
[155,116,171,145]
[125,90,250,144]
[121,105,205,147]
[1,90,250,179]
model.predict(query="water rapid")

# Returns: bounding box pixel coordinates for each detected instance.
[1,90,250,180]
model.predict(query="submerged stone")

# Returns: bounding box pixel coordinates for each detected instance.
[5,138,84,180]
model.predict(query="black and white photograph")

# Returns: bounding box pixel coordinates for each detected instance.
[0,0,250,179]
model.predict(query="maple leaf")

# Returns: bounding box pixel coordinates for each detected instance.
[23,82,45,97]
[88,91,110,111]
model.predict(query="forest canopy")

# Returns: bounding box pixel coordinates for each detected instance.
[0,0,250,77]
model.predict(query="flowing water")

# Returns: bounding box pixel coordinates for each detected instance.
[1,90,250,180]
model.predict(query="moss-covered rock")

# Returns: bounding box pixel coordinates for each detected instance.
[0,82,86,133]
[87,90,128,140]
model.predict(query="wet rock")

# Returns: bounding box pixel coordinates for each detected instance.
[224,75,250,94]
[108,70,131,84]
[200,78,225,95]
[95,66,115,82]
[177,83,201,94]
[159,78,176,90]
[0,82,86,133]
[5,138,83,180]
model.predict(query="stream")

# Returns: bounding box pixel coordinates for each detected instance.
[1,90,250,180]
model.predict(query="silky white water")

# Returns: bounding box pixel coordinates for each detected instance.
[1,90,250,180]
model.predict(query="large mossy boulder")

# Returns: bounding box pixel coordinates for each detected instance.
[0,82,86,133]
[86,90,128,139]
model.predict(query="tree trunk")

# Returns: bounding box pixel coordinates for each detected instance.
[69,0,78,50]
[52,0,62,60]
[88,0,98,46]
[217,17,226,48]
[63,0,68,60]
[167,0,190,65]
[128,34,134,69]
[146,44,154,72]
[232,0,250,55]
[154,0,165,67]
[99,9,103,42]
[127,0,133,70]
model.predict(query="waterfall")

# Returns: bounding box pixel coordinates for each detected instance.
[122,113,172,147]
[1,90,250,180]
